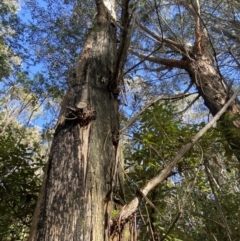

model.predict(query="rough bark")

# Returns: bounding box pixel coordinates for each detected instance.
[28,1,122,240]
[183,4,240,160]
[186,46,240,161]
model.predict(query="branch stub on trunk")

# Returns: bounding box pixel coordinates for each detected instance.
[75,101,87,109]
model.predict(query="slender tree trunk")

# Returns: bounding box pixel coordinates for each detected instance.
[28,1,121,240]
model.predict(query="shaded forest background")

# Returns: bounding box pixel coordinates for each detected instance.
[1,0,240,240]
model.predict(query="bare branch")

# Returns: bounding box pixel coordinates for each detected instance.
[161,211,182,241]
[129,49,188,69]
[175,94,200,115]
[111,0,138,90]
[138,22,185,53]
[211,26,240,42]
[204,163,233,240]
[218,28,240,68]
[124,45,164,75]
[145,204,156,241]
[179,0,200,24]
[120,92,197,132]
[179,0,207,55]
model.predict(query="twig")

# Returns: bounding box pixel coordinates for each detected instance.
[145,203,156,241]
[161,211,182,241]
[124,45,163,76]
[175,94,200,115]
[204,162,232,241]
[120,92,197,132]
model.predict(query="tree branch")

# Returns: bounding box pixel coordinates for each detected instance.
[115,87,240,224]
[111,0,137,89]
[161,211,182,241]
[175,94,200,115]
[129,49,188,69]
[211,26,240,42]
[137,22,185,53]
[120,92,197,132]
[204,163,232,240]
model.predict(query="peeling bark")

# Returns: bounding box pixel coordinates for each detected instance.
[187,53,240,160]
[185,2,240,160]
[28,1,122,240]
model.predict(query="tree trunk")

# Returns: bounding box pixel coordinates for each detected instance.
[184,0,240,161]
[28,1,122,240]
[134,9,240,161]
[186,31,240,161]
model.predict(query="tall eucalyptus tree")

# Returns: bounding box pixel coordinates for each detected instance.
[28,0,134,240]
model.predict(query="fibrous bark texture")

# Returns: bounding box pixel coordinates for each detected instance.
[186,30,240,161]
[28,2,120,240]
